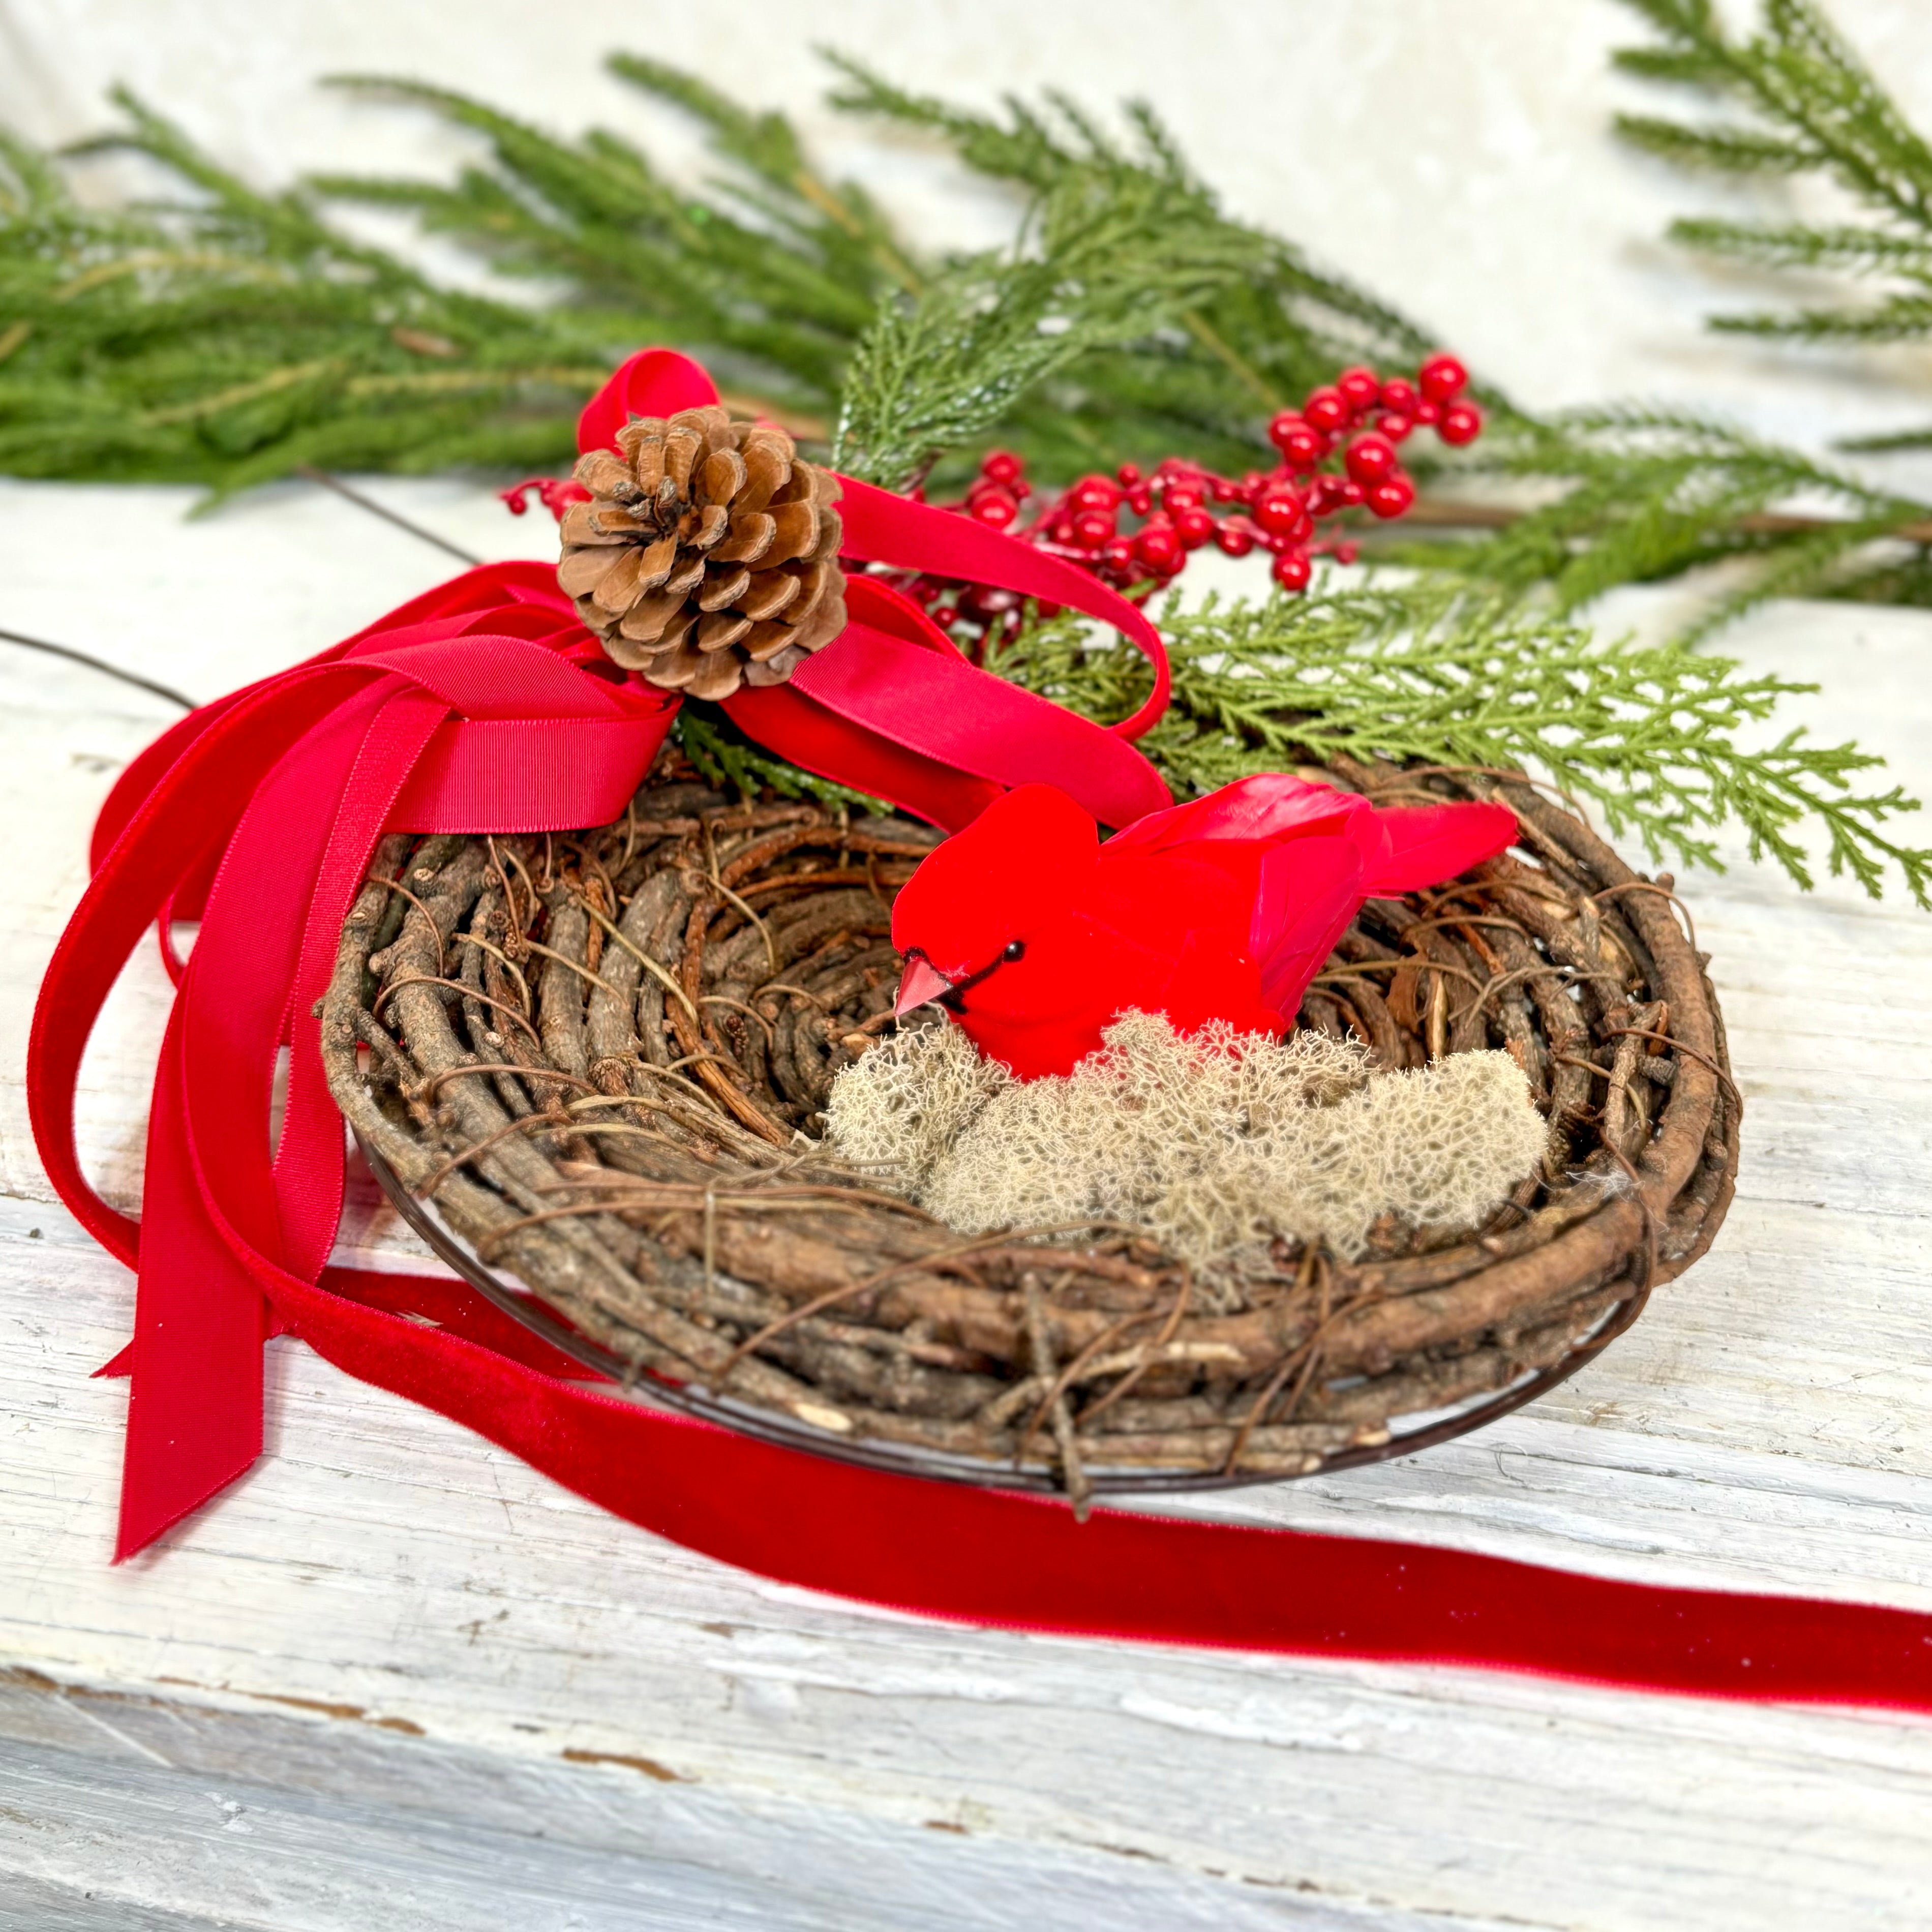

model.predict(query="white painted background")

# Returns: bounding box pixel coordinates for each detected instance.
[4,3,1932,1927]
[4,0,1932,456]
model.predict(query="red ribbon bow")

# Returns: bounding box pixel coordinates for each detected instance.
[34,348,1174,1559]
[26,351,1932,1714]
[570,348,1175,835]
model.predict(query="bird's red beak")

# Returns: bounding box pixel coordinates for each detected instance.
[894,956,955,1018]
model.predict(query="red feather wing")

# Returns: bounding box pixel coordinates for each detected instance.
[1104,772,1357,856]
[1251,836,1367,1017]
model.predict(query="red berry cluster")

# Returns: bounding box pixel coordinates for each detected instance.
[910,354,1477,643]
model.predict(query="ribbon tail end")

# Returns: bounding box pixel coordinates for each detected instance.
[113,1427,262,1562]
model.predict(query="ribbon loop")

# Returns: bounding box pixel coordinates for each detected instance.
[30,344,1181,1561]
[832,474,1171,742]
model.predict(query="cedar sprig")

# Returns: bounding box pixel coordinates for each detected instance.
[1391,0,1932,622]
[831,164,1270,489]
[823,52,1438,371]
[993,584,1932,905]
[672,705,885,813]
[822,54,1448,477]
[316,64,895,426]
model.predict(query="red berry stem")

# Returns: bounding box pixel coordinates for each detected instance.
[896,353,1481,656]
[502,475,592,518]
[505,356,1483,663]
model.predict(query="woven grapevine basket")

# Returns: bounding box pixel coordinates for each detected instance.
[321,756,1738,1505]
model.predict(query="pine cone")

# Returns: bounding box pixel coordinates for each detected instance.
[557,406,847,702]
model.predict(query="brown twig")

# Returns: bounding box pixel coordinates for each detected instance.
[375,973,541,1047]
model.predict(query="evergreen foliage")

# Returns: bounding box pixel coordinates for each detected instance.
[828,163,1267,489]
[0,93,609,495]
[0,29,1928,903]
[316,62,900,437]
[0,57,1454,496]
[1401,0,1932,623]
[995,584,1932,904]
[1613,0,1932,352]
[12,24,1928,626]
[1405,404,1932,635]
[671,706,885,813]
[818,59,1441,481]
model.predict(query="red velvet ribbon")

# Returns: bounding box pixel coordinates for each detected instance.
[26,351,1932,1713]
[33,346,1176,1558]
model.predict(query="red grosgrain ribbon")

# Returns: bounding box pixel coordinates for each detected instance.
[28,348,1932,1712]
[585,349,1174,833]
[34,593,679,1555]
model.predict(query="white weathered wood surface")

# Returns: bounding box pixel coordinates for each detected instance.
[3,476,1931,1929]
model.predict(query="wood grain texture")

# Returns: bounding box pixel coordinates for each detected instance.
[2,479,1930,1928]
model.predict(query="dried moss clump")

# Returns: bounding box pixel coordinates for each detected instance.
[827,1013,1550,1297]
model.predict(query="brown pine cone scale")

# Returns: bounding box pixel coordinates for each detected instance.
[559,406,847,702]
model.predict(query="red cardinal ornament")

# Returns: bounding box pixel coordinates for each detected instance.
[891,774,1518,1079]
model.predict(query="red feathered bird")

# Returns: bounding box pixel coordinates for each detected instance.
[891,774,1517,1080]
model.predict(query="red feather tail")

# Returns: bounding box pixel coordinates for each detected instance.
[1107,772,1353,855]
[1364,802,1518,895]
[1249,799,1517,1018]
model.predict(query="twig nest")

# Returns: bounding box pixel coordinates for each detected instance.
[325,765,1739,1496]
[559,405,847,701]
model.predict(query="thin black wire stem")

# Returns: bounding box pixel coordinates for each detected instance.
[296,465,484,567]
[0,626,196,710]
[0,470,494,712]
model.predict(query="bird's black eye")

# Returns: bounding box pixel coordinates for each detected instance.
[1002,939,1027,962]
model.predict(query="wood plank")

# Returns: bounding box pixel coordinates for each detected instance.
[3,1669,1450,1931]
[3,479,1931,1925]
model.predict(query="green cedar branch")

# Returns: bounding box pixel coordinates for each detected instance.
[672,704,886,812]
[994,584,1931,905]
[0,89,611,496]
[1404,403,1932,641]
[831,165,1270,488]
